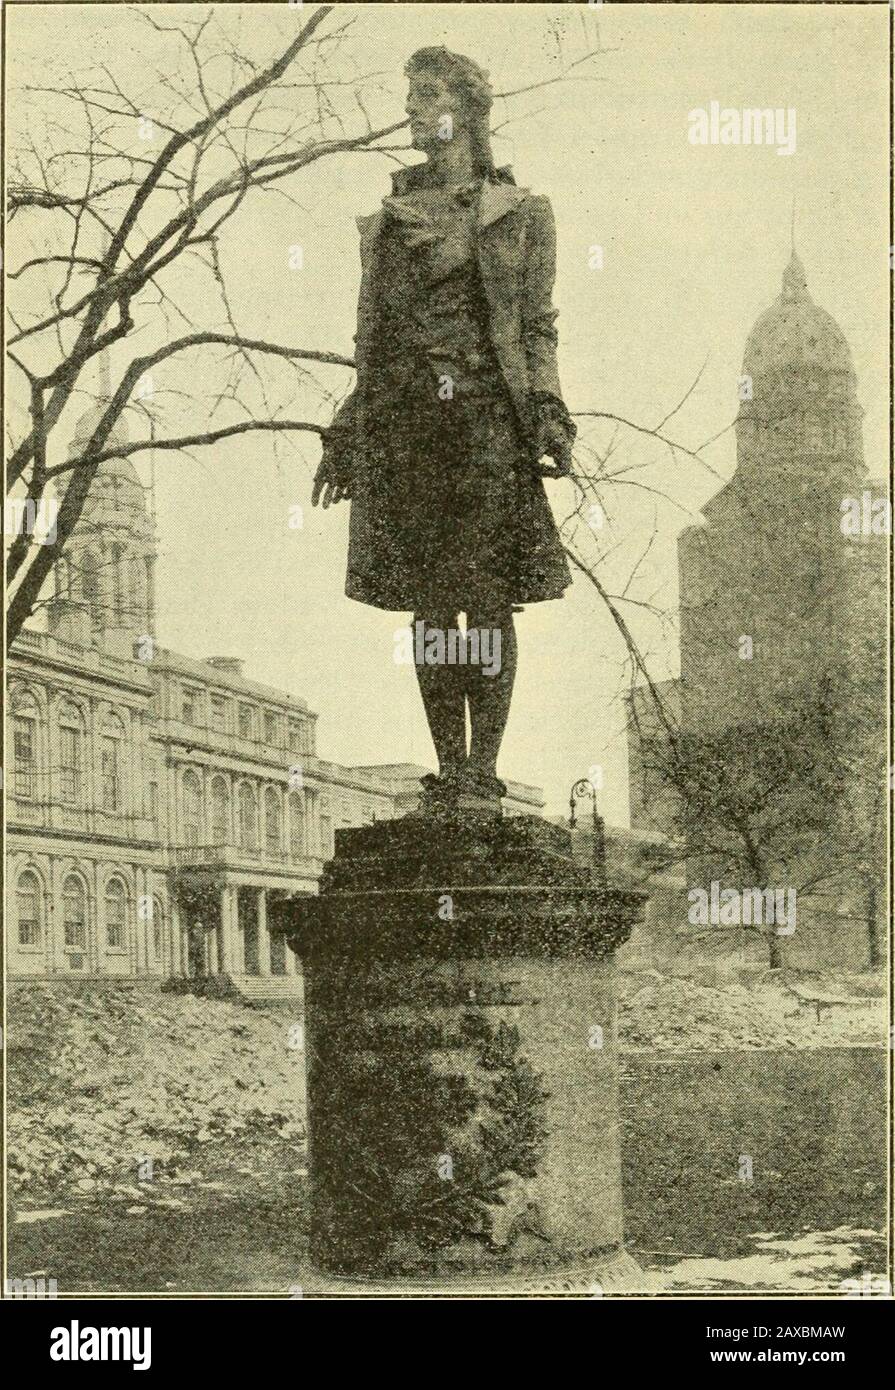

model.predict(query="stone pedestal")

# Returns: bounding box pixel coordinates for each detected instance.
[280,810,646,1293]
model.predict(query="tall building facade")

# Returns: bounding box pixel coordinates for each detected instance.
[626,251,886,961]
[7,395,544,989]
[676,250,877,734]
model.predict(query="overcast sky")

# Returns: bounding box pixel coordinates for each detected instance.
[8,2,889,819]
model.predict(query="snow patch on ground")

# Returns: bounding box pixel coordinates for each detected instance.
[656,1227,887,1294]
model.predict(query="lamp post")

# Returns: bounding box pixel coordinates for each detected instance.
[569,776,606,875]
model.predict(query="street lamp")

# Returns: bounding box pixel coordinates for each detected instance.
[569,776,606,874]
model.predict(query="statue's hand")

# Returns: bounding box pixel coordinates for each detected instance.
[532,393,575,479]
[537,439,573,479]
[312,446,353,508]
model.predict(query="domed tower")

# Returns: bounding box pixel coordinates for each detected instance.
[737,250,865,492]
[53,354,158,657]
[678,250,867,732]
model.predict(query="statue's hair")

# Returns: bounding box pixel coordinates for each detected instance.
[405,46,501,179]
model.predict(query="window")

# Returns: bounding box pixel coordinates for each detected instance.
[59,702,84,804]
[181,686,198,723]
[210,695,228,732]
[13,716,36,798]
[288,791,305,859]
[238,704,255,739]
[211,777,229,845]
[182,770,203,846]
[264,787,281,855]
[16,870,41,947]
[319,813,333,857]
[264,711,279,746]
[288,719,303,753]
[100,713,124,813]
[149,782,160,832]
[105,879,127,950]
[62,876,87,949]
[238,783,257,849]
[100,738,120,811]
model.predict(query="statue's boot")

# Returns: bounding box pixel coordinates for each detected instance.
[465,606,517,803]
[413,611,466,782]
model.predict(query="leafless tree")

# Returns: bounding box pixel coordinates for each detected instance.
[6,4,373,645]
[6,3,626,652]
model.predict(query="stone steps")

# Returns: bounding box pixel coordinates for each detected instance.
[230,974,304,1003]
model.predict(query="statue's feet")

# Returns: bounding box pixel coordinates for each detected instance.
[418,767,465,812]
[460,764,507,809]
[416,761,505,811]
[418,765,507,815]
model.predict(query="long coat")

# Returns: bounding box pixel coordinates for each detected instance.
[326,165,573,610]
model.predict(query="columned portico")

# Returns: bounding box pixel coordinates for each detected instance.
[172,852,317,997]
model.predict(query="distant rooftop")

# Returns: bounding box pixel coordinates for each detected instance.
[152,646,313,714]
[354,762,545,805]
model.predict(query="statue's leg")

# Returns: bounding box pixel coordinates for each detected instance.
[464,604,517,782]
[413,610,467,777]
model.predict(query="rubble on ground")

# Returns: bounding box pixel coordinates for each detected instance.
[7,983,305,1206]
[7,969,885,1209]
[618,971,886,1051]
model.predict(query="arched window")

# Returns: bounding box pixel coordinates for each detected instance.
[58,700,85,805]
[264,787,282,855]
[288,792,305,859]
[62,875,87,948]
[100,712,125,813]
[104,878,127,950]
[238,783,257,850]
[210,776,230,845]
[182,770,204,846]
[12,691,39,799]
[16,870,42,947]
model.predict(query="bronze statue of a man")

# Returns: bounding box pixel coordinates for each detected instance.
[313,46,574,809]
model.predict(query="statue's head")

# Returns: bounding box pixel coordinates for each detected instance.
[405,46,496,175]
